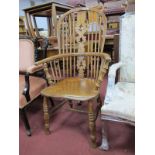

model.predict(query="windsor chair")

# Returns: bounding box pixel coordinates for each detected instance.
[35,7,111,147]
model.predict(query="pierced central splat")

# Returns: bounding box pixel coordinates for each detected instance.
[77,56,86,78]
[75,23,87,78]
[75,24,87,45]
[79,24,83,31]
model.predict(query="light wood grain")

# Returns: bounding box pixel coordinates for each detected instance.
[35,7,111,148]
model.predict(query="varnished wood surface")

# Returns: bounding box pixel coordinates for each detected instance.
[35,7,111,148]
[35,53,111,91]
[43,96,50,134]
[41,77,99,101]
[57,7,107,54]
[38,34,115,59]
[35,52,110,65]
[88,99,97,147]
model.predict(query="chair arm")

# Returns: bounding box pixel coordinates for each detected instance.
[22,64,44,102]
[104,62,123,104]
[26,64,43,74]
[22,73,31,102]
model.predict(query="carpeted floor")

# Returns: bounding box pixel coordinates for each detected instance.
[19,77,135,155]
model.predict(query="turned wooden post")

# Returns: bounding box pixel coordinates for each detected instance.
[88,99,97,148]
[43,96,50,134]
[95,96,102,121]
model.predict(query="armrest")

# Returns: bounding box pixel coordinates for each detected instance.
[22,64,44,102]
[22,73,30,102]
[104,62,123,104]
[26,64,43,74]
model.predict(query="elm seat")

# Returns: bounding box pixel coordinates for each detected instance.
[41,77,99,101]
[19,75,46,109]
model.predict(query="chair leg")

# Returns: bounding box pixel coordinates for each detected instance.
[99,121,109,150]
[20,109,31,136]
[97,96,102,109]
[43,96,50,134]
[88,99,97,148]
[95,96,102,121]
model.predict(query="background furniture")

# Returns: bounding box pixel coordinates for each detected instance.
[102,0,125,64]
[19,16,27,36]
[100,12,135,150]
[19,37,48,136]
[35,7,111,147]
[84,1,125,64]
[22,1,122,62]
[23,1,73,58]
[23,1,73,38]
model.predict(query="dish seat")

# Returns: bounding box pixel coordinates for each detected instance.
[41,77,99,101]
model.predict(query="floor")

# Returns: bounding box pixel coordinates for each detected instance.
[19,77,135,155]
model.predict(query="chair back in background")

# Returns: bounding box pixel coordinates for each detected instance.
[19,39,35,72]
[119,13,135,82]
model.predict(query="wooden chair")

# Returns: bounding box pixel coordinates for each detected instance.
[100,13,135,150]
[35,7,111,147]
[19,37,48,136]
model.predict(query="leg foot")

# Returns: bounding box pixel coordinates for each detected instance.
[99,136,109,150]
[26,130,31,136]
[99,122,109,150]
[20,109,31,136]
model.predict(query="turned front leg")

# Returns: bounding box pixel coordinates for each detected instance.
[88,99,97,148]
[43,96,50,134]
[95,96,102,121]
